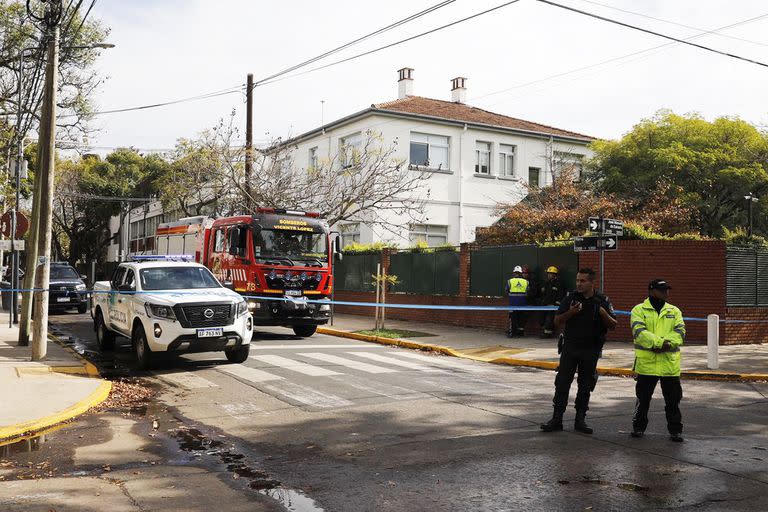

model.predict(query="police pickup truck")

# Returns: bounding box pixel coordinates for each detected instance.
[91,257,253,369]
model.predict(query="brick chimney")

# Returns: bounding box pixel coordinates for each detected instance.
[451,76,467,103]
[398,67,414,99]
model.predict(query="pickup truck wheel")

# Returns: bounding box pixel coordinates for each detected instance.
[133,325,153,370]
[95,310,115,351]
[225,344,250,364]
[292,325,317,338]
[77,303,88,314]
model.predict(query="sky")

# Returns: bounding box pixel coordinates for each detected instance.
[82,0,768,153]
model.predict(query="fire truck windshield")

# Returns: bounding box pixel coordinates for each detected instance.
[254,229,328,264]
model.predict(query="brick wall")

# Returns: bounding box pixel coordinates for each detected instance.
[334,240,765,345]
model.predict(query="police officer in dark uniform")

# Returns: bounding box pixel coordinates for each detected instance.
[539,266,566,337]
[540,268,617,434]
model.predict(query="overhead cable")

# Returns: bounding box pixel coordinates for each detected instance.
[536,0,768,68]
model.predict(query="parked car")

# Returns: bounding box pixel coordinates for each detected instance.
[49,262,89,314]
[91,256,253,369]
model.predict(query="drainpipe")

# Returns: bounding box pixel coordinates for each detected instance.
[458,123,468,242]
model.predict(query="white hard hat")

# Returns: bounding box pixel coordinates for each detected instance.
[513,265,523,273]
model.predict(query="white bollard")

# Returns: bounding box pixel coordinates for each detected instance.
[707,314,719,370]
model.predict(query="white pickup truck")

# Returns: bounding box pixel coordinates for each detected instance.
[91,258,253,369]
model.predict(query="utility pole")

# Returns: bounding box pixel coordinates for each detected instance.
[244,73,253,212]
[31,25,59,361]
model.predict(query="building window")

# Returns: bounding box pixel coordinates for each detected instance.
[553,151,584,181]
[340,223,361,248]
[409,224,448,246]
[308,146,319,169]
[340,132,362,168]
[475,141,491,174]
[528,167,541,188]
[499,144,516,177]
[409,132,449,171]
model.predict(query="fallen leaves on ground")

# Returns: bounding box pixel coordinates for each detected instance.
[96,378,155,410]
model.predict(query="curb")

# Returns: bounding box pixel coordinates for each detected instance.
[0,333,112,443]
[316,327,768,382]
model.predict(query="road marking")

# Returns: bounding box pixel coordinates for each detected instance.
[263,382,352,409]
[328,375,424,401]
[392,351,485,371]
[299,352,399,374]
[218,364,284,383]
[249,344,376,350]
[348,352,441,372]
[221,402,266,419]
[155,371,219,389]
[251,354,340,377]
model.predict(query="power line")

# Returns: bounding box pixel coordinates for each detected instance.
[254,0,457,86]
[576,0,768,48]
[59,192,155,202]
[258,0,523,87]
[472,11,768,103]
[69,0,98,45]
[535,0,768,69]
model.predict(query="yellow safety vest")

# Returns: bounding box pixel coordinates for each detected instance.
[631,298,686,377]
[508,277,529,295]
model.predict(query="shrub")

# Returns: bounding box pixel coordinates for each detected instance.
[342,242,399,254]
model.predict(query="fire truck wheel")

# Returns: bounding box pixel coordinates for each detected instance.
[292,325,317,338]
[225,344,250,363]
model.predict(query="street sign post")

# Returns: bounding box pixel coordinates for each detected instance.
[588,216,624,236]
[573,235,618,252]
[582,217,624,292]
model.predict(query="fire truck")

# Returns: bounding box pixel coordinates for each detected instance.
[155,208,336,337]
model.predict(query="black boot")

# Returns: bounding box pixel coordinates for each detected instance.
[540,411,564,432]
[574,412,593,434]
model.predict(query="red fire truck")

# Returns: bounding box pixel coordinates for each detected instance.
[155,208,336,337]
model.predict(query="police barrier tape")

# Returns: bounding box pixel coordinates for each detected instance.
[5,287,768,324]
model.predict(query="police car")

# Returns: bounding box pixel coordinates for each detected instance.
[91,256,253,369]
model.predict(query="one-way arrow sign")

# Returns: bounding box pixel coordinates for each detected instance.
[589,218,600,231]
[603,236,617,250]
[588,217,624,236]
[573,235,619,252]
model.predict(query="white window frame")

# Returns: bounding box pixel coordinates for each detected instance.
[340,223,361,248]
[409,132,450,171]
[308,146,319,169]
[475,141,491,175]
[528,167,541,188]
[340,132,362,168]
[409,224,449,247]
[499,144,516,177]
[553,151,585,181]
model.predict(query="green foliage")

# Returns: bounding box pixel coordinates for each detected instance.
[588,111,768,237]
[342,241,399,254]
[354,329,436,339]
[407,241,430,253]
[722,227,768,248]
[433,243,458,252]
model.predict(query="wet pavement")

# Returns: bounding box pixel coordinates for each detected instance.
[1,313,766,511]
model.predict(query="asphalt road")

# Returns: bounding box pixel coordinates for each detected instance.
[5,312,768,511]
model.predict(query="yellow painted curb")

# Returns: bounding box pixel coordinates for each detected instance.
[317,327,768,382]
[0,380,112,442]
[47,332,100,377]
[16,366,89,377]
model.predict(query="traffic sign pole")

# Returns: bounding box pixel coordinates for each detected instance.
[599,217,605,293]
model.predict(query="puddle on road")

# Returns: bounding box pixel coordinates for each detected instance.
[0,428,62,458]
[49,326,132,378]
[260,488,325,512]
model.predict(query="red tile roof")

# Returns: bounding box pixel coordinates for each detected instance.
[373,96,594,141]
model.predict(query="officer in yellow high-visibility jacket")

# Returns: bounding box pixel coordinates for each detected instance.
[630,279,686,442]
[505,266,529,337]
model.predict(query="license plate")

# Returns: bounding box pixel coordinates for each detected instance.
[285,290,302,297]
[197,327,223,338]
[57,297,71,303]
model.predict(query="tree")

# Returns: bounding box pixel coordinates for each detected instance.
[587,111,768,237]
[0,0,110,197]
[53,149,168,263]
[476,169,696,246]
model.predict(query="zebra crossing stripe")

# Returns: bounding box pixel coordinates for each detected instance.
[393,351,484,371]
[299,352,399,374]
[218,364,284,383]
[263,381,352,408]
[251,354,340,376]
[347,352,441,372]
[155,371,219,389]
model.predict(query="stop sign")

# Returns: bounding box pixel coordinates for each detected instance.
[0,211,29,238]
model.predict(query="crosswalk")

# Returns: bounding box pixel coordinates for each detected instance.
[153,346,509,411]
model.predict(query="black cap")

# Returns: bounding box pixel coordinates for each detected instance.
[648,279,671,291]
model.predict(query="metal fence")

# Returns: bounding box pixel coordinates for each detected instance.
[334,253,380,292]
[469,245,577,297]
[389,249,460,295]
[726,247,768,306]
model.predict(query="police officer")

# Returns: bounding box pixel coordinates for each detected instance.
[539,266,565,338]
[541,268,617,434]
[630,279,686,442]
[505,265,529,337]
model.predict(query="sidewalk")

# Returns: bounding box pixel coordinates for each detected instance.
[0,325,111,443]
[320,313,768,381]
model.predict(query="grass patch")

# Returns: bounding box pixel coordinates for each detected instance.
[355,329,436,339]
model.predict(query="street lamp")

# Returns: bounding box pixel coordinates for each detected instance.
[744,193,759,238]
[12,41,115,332]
